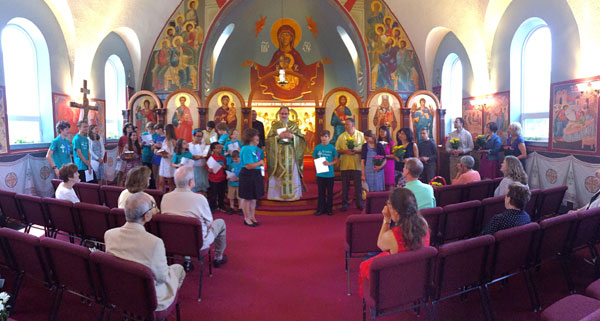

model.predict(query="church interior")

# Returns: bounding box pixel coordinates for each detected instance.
[0,0,600,320]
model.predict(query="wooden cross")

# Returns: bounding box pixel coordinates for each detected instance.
[69,80,98,121]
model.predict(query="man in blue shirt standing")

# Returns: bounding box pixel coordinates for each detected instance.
[312,130,339,216]
[72,120,95,182]
[46,121,73,177]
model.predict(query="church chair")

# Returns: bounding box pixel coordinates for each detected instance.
[109,207,126,228]
[363,191,390,214]
[432,235,495,321]
[73,202,111,247]
[525,189,541,219]
[463,179,493,202]
[0,227,51,312]
[434,184,464,208]
[541,294,600,321]
[43,198,81,242]
[40,237,99,321]
[344,214,383,295]
[90,250,181,321]
[585,276,600,300]
[568,207,600,277]
[0,189,25,227]
[144,189,164,210]
[420,207,443,246]
[150,213,211,301]
[491,177,503,194]
[480,196,506,233]
[51,179,62,192]
[439,200,481,245]
[73,182,103,205]
[534,213,578,297]
[534,186,568,221]
[100,185,125,208]
[485,223,540,319]
[15,194,52,235]
[362,246,437,321]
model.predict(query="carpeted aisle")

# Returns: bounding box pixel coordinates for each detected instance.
[6,208,600,321]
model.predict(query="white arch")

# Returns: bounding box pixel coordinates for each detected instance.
[112,27,142,88]
[424,27,452,86]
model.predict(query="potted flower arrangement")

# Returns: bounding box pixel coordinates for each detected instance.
[449,138,461,150]
[346,136,355,150]
[372,155,384,167]
[429,176,447,187]
[392,145,406,161]
[475,135,487,150]
[0,292,10,321]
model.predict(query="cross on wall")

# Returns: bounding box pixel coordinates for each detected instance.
[69,80,99,122]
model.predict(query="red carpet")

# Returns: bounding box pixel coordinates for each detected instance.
[6,209,600,321]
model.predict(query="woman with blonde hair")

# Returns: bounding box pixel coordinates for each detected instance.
[358,188,430,297]
[506,122,527,169]
[118,166,155,208]
[494,155,529,197]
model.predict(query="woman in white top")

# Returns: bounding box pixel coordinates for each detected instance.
[157,124,177,192]
[55,164,80,203]
[118,166,155,209]
[188,129,210,193]
[88,124,106,186]
[494,155,529,197]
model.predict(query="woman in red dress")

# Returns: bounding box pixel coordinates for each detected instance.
[358,188,430,297]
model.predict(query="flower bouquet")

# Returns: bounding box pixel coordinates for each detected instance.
[475,135,487,150]
[346,137,355,150]
[0,292,10,321]
[372,155,384,167]
[429,176,447,187]
[449,138,461,150]
[392,145,406,160]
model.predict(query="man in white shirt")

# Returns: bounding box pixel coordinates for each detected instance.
[104,192,185,312]
[161,166,228,267]
[570,169,600,213]
[445,117,474,181]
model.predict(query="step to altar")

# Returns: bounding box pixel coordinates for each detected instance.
[255,182,358,216]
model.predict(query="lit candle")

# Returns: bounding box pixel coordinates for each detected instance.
[279,69,285,83]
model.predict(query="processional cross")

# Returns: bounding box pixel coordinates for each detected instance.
[69,80,98,121]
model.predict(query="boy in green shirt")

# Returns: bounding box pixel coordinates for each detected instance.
[46,121,72,177]
[313,130,339,215]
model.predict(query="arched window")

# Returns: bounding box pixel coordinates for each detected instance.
[511,18,551,140]
[104,55,125,140]
[441,53,463,135]
[1,18,52,146]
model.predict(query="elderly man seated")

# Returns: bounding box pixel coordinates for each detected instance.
[161,166,228,268]
[403,158,435,209]
[104,192,185,312]
[452,155,481,185]
[481,182,531,235]
[569,169,600,213]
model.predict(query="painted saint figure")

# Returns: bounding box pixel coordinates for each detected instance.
[412,98,434,144]
[373,95,397,133]
[214,94,237,129]
[330,94,353,146]
[172,95,193,142]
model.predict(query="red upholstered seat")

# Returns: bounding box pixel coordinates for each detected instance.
[585,279,600,301]
[100,185,125,209]
[541,294,600,321]
[570,207,600,276]
[144,189,164,210]
[491,177,503,193]
[40,237,97,321]
[439,200,481,244]
[344,214,383,295]
[16,194,51,235]
[434,184,464,207]
[463,179,493,201]
[0,189,24,226]
[43,197,80,241]
[90,250,181,321]
[534,186,567,221]
[433,235,495,320]
[487,222,540,318]
[74,202,111,244]
[109,208,126,228]
[73,182,102,205]
[420,207,443,246]
[525,189,541,220]
[150,213,211,301]
[480,196,505,232]
[362,246,437,321]
[363,191,389,215]
[51,179,62,192]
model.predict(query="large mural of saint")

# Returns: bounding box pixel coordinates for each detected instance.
[143,0,204,92]
[407,92,438,144]
[367,91,402,135]
[324,91,359,146]
[244,18,327,100]
[366,0,424,92]
[165,91,200,142]
[207,90,242,132]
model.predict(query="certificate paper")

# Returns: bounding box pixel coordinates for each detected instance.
[314,157,329,174]
[85,170,94,182]
[207,156,222,173]
[181,158,194,167]
[225,170,236,180]
[277,127,289,143]
[141,134,153,144]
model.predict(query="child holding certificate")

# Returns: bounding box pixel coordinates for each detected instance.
[312,130,339,216]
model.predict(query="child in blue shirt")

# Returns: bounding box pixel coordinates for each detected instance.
[224,129,242,165]
[312,130,339,216]
[227,150,244,215]
[172,138,194,168]
[216,122,229,145]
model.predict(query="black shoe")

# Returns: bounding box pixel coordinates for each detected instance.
[244,220,257,227]
[327,211,334,216]
[251,221,260,226]
[183,260,194,272]
[237,209,243,216]
[213,255,228,268]
[314,211,323,216]
[228,208,234,215]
